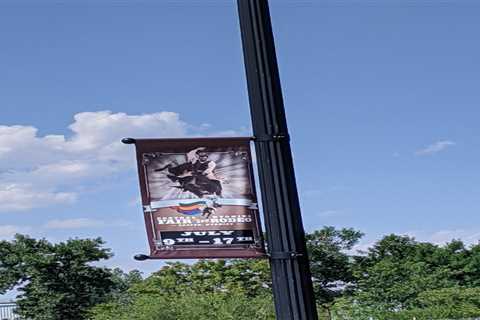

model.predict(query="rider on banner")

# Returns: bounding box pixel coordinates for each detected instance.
[155,147,223,198]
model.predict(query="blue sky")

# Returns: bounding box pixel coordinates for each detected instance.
[1,0,480,294]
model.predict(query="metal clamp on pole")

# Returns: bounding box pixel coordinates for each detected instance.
[268,251,304,260]
[253,133,290,143]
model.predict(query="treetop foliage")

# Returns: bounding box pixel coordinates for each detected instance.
[0,235,117,320]
[2,227,480,320]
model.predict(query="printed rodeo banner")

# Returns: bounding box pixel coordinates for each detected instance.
[132,137,265,259]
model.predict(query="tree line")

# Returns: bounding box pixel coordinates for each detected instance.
[1,227,480,320]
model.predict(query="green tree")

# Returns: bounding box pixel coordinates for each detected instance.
[332,287,480,320]
[90,260,275,320]
[0,234,118,320]
[306,226,363,318]
[105,268,143,304]
[353,235,449,310]
[91,226,365,320]
[350,234,480,314]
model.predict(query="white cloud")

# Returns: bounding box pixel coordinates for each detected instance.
[43,218,132,230]
[66,111,187,159]
[303,186,346,198]
[44,218,106,229]
[415,140,455,156]
[404,229,480,246]
[209,127,250,137]
[0,111,187,169]
[0,225,31,239]
[0,218,129,237]
[128,196,142,207]
[351,229,480,255]
[318,210,340,217]
[0,184,76,212]
[351,241,376,254]
[303,189,324,198]
[0,111,189,212]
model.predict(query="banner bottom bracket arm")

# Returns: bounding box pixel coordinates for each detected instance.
[267,251,304,260]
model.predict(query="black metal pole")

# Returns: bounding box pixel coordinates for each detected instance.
[237,1,318,319]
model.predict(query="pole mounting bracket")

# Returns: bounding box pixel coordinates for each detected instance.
[268,251,303,260]
[253,133,290,143]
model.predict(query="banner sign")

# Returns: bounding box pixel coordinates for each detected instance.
[132,137,265,259]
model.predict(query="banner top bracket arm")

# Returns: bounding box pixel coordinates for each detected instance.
[121,137,136,145]
[252,133,290,143]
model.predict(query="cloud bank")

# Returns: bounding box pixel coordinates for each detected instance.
[0,111,188,212]
[0,225,32,239]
